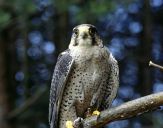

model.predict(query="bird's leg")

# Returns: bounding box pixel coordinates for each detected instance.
[90,95,101,117]
[65,104,78,128]
[89,83,104,117]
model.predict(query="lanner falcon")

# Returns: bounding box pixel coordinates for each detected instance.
[49,24,119,128]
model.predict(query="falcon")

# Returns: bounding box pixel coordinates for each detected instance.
[49,24,119,128]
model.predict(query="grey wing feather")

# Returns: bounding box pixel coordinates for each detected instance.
[102,52,119,109]
[49,50,74,128]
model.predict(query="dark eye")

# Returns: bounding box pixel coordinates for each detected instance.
[73,29,79,36]
[89,27,97,35]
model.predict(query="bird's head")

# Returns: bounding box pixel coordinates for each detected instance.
[69,24,103,49]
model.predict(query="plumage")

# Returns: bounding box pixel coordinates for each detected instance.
[49,24,119,128]
[49,50,74,128]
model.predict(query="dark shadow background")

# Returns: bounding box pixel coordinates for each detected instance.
[0,0,163,128]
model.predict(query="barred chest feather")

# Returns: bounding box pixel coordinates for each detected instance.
[65,46,110,116]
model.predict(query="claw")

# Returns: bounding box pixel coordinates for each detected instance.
[73,117,84,128]
[66,121,74,128]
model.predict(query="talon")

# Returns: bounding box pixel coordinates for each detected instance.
[73,117,84,128]
[66,121,74,128]
[92,110,100,116]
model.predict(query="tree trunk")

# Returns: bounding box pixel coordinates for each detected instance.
[137,0,153,127]
[138,0,152,96]
[0,39,11,128]
[54,11,70,54]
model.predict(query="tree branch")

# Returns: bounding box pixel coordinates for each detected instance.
[149,61,163,70]
[83,92,163,128]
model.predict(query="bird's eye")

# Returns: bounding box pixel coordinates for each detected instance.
[73,29,79,36]
[89,27,97,35]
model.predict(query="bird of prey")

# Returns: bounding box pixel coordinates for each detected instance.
[49,24,119,128]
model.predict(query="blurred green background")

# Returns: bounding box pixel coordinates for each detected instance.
[0,0,163,128]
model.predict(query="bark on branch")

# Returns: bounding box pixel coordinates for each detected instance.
[83,92,163,128]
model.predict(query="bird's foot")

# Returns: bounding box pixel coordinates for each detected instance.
[73,117,84,128]
[85,108,100,117]
[66,121,74,128]
[92,110,101,120]
[92,110,100,116]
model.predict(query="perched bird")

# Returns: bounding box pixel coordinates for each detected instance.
[49,24,119,128]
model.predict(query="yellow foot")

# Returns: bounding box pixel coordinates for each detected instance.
[92,110,100,116]
[66,121,73,128]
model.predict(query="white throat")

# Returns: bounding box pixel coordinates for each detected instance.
[78,38,92,47]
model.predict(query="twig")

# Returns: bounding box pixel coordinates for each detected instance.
[149,61,163,70]
[7,87,47,120]
[83,92,163,128]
